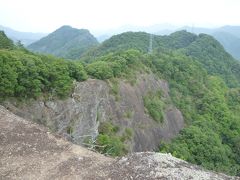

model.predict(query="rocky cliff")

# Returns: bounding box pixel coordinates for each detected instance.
[0,105,237,179]
[4,73,184,152]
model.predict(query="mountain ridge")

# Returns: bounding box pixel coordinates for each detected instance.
[0,25,47,45]
[28,25,99,59]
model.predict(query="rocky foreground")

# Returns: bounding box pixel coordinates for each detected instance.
[0,106,238,180]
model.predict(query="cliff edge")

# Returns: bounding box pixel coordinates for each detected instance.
[0,105,236,180]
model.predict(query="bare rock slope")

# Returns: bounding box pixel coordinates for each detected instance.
[4,74,184,152]
[0,106,237,180]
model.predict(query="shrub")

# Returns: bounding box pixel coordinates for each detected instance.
[86,61,113,79]
[143,91,164,123]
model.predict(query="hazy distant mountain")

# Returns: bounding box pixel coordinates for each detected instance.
[212,31,240,60]
[218,26,240,38]
[174,26,240,60]
[28,25,99,59]
[95,23,177,42]
[0,25,47,45]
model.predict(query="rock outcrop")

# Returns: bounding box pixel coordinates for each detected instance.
[4,73,184,152]
[0,105,237,180]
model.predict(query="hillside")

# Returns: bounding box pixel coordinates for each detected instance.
[28,25,99,59]
[176,26,240,60]
[0,31,15,49]
[1,30,240,176]
[0,105,237,180]
[212,31,240,60]
[0,25,46,45]
[83,30,240,87]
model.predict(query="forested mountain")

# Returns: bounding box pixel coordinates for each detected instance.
[1,29,240,176]
[0,25,46,45]
[28,26,99,59]
[212,31,240,60]
[83,30,240,87]
[176,26,240,60]
[82,30,197,61]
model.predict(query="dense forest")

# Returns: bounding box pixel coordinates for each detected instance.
[0,31,87,100]
[0,29,240,176]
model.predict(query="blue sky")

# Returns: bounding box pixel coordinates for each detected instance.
[0,0,239,33]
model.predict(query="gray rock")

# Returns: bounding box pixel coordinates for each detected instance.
[0,106,237,180]
[3,73,184,152]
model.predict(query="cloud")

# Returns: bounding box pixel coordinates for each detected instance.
[0,0,239,32]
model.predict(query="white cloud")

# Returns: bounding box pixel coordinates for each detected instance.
[0,0,239,32]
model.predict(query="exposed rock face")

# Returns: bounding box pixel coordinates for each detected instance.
[101,153,237,180]
[0,105,112,179]
[4,74,184,152]
[0,106,237,180]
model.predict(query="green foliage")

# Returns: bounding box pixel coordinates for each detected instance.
[109,78,120,101]
[67,126,73,135]
[182,34,240,87]
[165,30,198,49]
[85,32,151,58]
[98,121,119,134]
[0,31,14,49]
[0,53,18,97]
[0,49,87,100]
[124,109,134,119]
[86,61,114,79]
[86,49,144,81]
[161,126,235,173]
[121,128,133,142]
[96,134,126,157]
[147,51,240,175]
[67,61,88,81]
[96,122,126,157]
[143,91,164,123]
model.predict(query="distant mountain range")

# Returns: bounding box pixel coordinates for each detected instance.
[176,26,240,60]
[95,25,240,60]
[27,26,99,59]
[0,25,47,45]
[1,24,240,60]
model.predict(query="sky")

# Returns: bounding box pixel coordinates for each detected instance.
[0,0,240,34]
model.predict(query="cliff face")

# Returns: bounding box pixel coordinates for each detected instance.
[0,105,236,180]
[4,73,184,152]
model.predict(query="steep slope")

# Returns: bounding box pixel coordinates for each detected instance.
[212,31,240,60]
[182,33,240,87]
[0,25,46,45]
[0,105,236,180]
[0,105,112,179]
[83,31,240,87]
[177,26,240,60]
[0,31,14,49]
[28,25,99,59]
[4,74,184,152]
